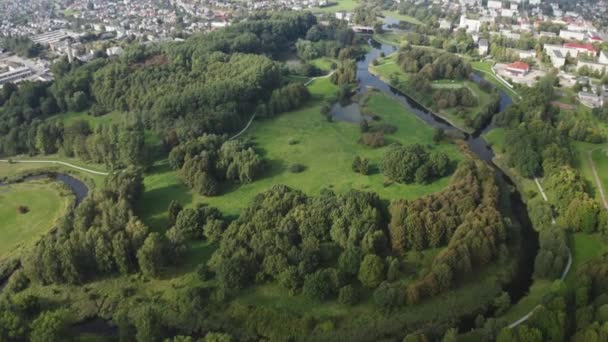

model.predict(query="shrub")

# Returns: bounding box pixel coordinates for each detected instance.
[352,156,370,175]
[358,254,385,288]
[290,163,306,173]
[17,205,29,214]
[288,138,299,145]
[338,285,358,305]
[303,269,337,301]
[361,131,385,148]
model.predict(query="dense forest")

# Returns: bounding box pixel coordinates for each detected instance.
[0,12,318,162]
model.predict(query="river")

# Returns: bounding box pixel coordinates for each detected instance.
[0,173,90,292]
[334,38,539,330]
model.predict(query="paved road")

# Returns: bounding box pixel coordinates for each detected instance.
[588,148,608,210]
[0,159,109,176]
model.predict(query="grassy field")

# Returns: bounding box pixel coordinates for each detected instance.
[566,233,608,284]
[373,32,407,46]
[572,142,608,204]
[370,54,494,133]
[0,156,107,187]
[311,0,359,13]
[309,57,337,72]
[0,179,71,260]
[382,11,423,25]
[139,77,463,229]
[471,61,521,99]
[591,147,608,197]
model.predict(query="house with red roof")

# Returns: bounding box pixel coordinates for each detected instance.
[564,43,598,55]
[506,61,530,75]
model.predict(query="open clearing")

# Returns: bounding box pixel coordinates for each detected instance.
[140,77,463,229]
[572,142,608,207]
[0,179,70,259]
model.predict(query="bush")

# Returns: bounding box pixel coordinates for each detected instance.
[352,156,370,175]
[17,205,29,214]
[288,138,299,145]
[303,269,337,301]
[196,263,214,281]
[358,254,385,288]
[290,163,306,173]
[361,131,385,148]
[338,285,358,305]
[373,282,405,309]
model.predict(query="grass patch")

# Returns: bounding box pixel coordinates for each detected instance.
[471,61,520,99]
[0,156,107,187]
[572,141,608,204]
[309,57,337,72]
[381,11,423,25]
[0,179,71,259]
[566,232,608,284]
[498,279,553,324]
[140,78,463,230]
[311,0,359,13]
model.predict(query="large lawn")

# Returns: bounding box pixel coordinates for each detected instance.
[139,77,463,229]
[311,0,359,13]
[571,142,608,204]
[382,11,423,25]
[0,180,70,259]
[370,54,495,133]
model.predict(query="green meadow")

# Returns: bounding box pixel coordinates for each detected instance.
[0,179,71,259]
[140,77,463,229]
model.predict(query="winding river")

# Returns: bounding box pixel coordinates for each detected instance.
[335,39,539,330]
[0,173,90,293]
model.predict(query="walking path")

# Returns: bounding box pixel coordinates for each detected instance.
[229,114,257,141]
[0,159,109,176]
[534,178,548,201]
[588,148,608,210]
[304,70,335,86]
[229,71,336,141]
[508,177,572,329]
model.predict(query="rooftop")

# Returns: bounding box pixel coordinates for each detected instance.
[507,61,530,70]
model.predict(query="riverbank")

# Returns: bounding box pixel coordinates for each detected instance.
[368,54,498,134]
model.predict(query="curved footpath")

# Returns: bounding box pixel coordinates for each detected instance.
[507,178,573,329]
[588,148,608,210]
[0,159,109,176]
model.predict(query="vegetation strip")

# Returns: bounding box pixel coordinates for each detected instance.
[588,148,608,209]
[0,160,109,176]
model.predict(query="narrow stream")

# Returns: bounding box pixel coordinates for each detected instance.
[345,38,539,330]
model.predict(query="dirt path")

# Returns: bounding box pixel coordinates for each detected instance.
[0,159,109,176]
[588,148,608,210]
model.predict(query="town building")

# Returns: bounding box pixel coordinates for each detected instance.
[578,91,605,108]
[478,39,489,55]
[559,30,587,41]
[505,61,530,76]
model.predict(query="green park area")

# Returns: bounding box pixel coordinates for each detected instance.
[311,0,359,13]
[381,11,423,25]
[370,54,496,133]
[0,179,70,259]
[140,77,463,228]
